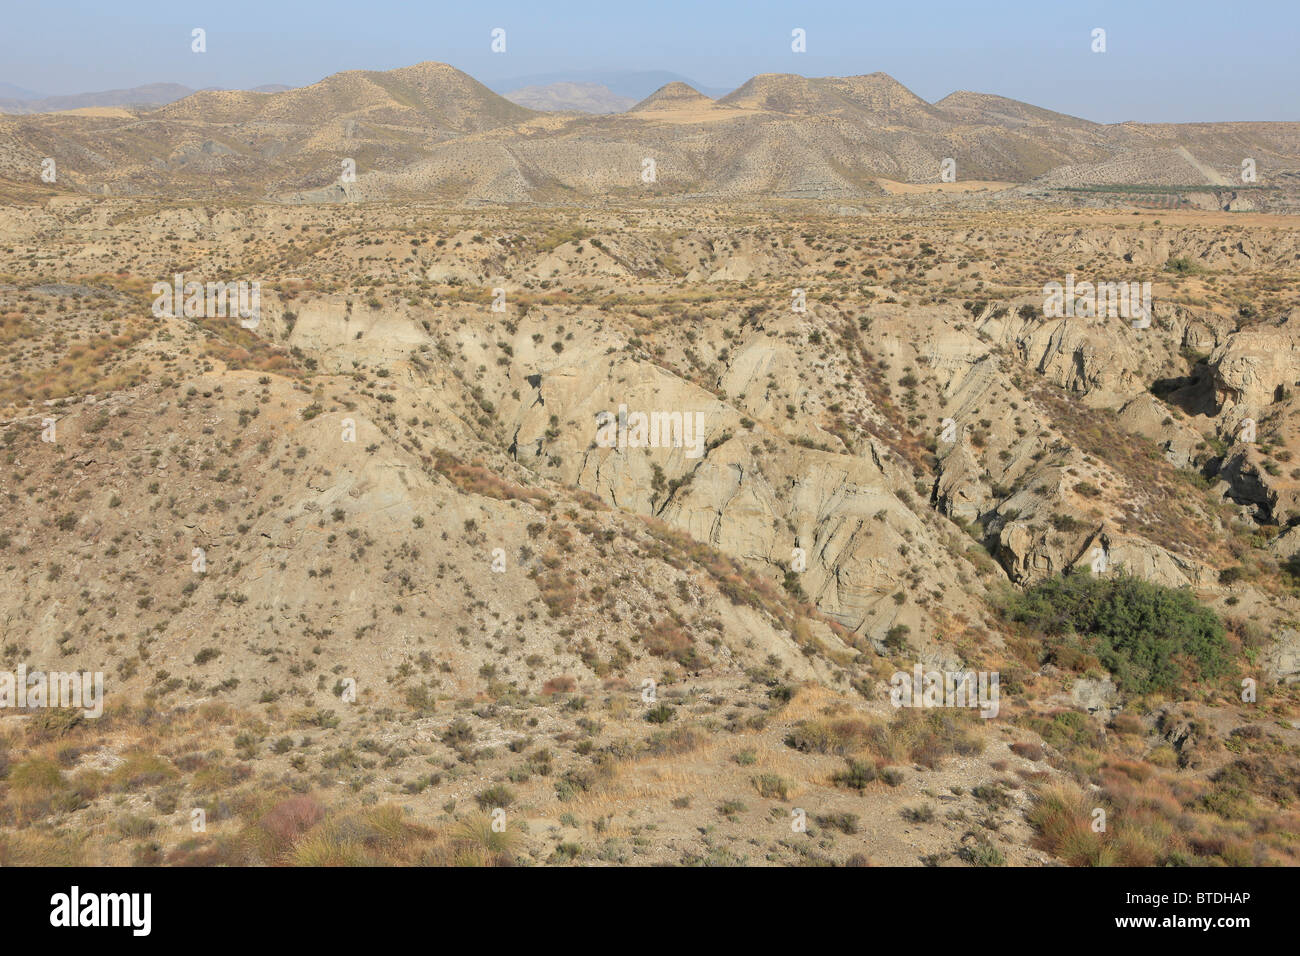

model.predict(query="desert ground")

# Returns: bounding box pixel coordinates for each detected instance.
[1,64,1298,867]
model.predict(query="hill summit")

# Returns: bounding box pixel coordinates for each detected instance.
[629,81,717,112]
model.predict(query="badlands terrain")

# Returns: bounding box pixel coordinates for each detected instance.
[0,63,1298,867]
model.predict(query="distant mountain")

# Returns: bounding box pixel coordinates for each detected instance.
[0,83,195,114]
[1,61,1295,204]
[719,72,947,129]
[0,82,298,115]
[505,82,635,114]
[490,70,729,102]
[629,82,717,113]
[624,83,717,115]
[0,82,42,100]
[156,62,532,132]
[934,90,1096,129]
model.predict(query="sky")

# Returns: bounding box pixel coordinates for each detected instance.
[2,0,1297,122]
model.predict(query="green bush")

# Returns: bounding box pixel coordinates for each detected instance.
[475,784,515,810]
[644,703,675,724]
[1004,572,1229,694]
[752,774,790,800]
[1164,257,1204,276]
[831,758,877,790]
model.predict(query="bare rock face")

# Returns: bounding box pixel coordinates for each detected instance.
[934,441,987,523]
[1015,317,1149,399]
[997,521,1064,583]
[1263,628,1300,684]
[997,518,1215,590]
[1272,526,1300,561]
[1073,530,1215,589]
[1158,711,1205,769]
[503,339,989,642]
[1116,393,1202,468]
[284,295,427,367]
[1069,677,1119,718]
[1216,451,1278,522]
[1211,312,1300,408]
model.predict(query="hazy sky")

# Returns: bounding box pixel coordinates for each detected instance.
[4,0,1297,122]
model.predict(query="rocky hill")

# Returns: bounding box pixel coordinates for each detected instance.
[1,62,1297,204]
[0,193,1297,866]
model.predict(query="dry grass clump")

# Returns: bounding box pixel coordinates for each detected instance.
[785,716,874,755]
[1019,692,1300,867]
[256,795,327,859]
[110,752,177,791]
[1010,740,1045,761]
[884,709,986,768]
[286,805,520,867]
[1030,756,1299,867]
[1026,784,1118,866]
[541,676,577,695]
[0,830,86,865]
[533,569,579,618]
[643,619,709,669]
[418,814,521,867]
[432,449,552,508]
[290,805,422,865]
[166,800,431,866]
[4,756,68,823]
[643,725,706,757]
[785,708,985,767]
[640,518,813,631]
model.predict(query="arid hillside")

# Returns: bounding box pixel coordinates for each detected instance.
[0,193,1297,867]
[2,62,1299,205]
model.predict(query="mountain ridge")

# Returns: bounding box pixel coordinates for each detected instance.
[1,60,1296,204]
